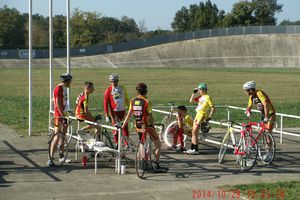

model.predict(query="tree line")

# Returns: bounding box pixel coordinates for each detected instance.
[0,0,298,48]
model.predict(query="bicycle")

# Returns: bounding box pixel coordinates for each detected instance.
[243,121,276,165]
[135,130,156,179]
[218,120,258,171]
[48,117,116,166]
[163,117,210,148]
[161,102,176,129]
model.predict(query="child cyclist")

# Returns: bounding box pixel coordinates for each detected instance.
[185,83,216,155]
[167,105,193,152]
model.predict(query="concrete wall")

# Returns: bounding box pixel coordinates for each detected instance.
[1,34,299,68]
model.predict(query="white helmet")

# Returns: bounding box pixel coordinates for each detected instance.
[109,73,119,81]
[243,80,256,90]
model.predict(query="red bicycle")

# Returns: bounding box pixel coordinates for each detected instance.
[243,121,276,165]
[219,120,258,171]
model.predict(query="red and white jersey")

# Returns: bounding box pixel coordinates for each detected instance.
[103,85,129,115]
[53,84,68,117]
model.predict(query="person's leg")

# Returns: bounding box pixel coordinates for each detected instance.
[50,118,63,159]
[188,113,204,153]
[147,127,161,163]
[173,127,179,146]
[267,114,276,133]
[117,110,129,145]
[110,114,118,144]
[177,127,184,148]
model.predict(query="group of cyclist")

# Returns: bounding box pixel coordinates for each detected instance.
[48,72,276,171]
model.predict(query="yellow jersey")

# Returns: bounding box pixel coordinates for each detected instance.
[194,94,214,114]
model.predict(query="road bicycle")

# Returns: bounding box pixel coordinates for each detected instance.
[135,130,156,179]
[242,121,276,165]
[48,118,116,167]
[218,120,258,171]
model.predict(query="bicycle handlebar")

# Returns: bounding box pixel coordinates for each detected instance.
[220,120,242,128]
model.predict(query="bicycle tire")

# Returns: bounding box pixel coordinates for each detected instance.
[258,131,276,165]
[163,121,187,147]
[48,132,69,167]
[162,116,173,131]
[218,131,230,164]
[239,135,258,171]
[135,141,146,179]
[148,139,156,170]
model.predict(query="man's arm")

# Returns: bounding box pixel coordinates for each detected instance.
[177,115,183,128]
[123,86,130,108]
[262,100,269,120]
[190,93,197,103]
[55,97,65,117]
[208,106,216,119]
[246,96,253,117]
[121,110,132,129]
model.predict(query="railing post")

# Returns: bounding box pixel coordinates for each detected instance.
[117,127,121,174]
[227,107,230,121]
[280,115,283,144]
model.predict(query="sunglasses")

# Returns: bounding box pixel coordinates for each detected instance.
[110,80,117,83]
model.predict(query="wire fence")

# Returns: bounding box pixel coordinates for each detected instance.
[1,25,300,59]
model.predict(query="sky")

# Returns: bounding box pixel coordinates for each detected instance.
[1,0,299,30]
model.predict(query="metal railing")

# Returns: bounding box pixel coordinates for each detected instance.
[226,106,300,144]
[152,105,300,145]
[49,111,122,174]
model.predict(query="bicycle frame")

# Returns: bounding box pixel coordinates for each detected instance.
[234,127,249,156]
[244,121,267,144]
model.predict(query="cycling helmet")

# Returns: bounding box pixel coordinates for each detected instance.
[109,73,119,81]
[136,82,148,95]
[243,80,256,90]
[60,73,72,82]
[198,83,208,90]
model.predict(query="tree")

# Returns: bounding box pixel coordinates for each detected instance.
[0,5,25,47]
[252,0,282,25]
[280,20,300,25]
[53,15,66,48]
[231,1,256,25]
[138,19,147,33]
[171,6,190,32]
[171,1,224,32]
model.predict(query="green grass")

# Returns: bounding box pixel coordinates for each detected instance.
[228,181,300,200]
[0,67,300,135]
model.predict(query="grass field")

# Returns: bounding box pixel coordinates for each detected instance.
[0,67,300,135]
[228,181,300,200]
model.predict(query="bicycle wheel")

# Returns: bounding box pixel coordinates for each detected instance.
[135,141,146,179]
[239,135,258,171]
[162,116,173,131]
[148,139,156,170]
[258,131,276,165]
[163,121,178,147]
[218,131,230,164]
[48,133,69,167]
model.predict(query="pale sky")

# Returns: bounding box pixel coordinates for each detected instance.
[1,0,299,30]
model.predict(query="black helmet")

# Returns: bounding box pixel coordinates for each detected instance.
[136,82,148,95]
[60,73,72,82]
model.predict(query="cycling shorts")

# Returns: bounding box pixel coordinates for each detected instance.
[194,112,206,125]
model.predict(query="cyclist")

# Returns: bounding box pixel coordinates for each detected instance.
[75,81,101,139]
[103,73,130,148]
[243,80,276,132]
[185,83,216,155]
[122,83,168,173]
[167,105,193,152]
[48,73,72,167]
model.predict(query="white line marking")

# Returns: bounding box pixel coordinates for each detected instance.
[101,55,118,68]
